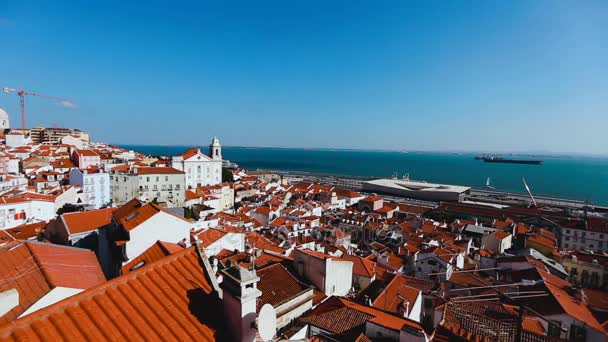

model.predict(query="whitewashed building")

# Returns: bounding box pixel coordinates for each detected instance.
[171,137,222,189]
[110,167,186,207]
[69,168,110,209]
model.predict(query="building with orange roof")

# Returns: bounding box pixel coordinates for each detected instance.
[170,137,222,189]
[299,296,426,341]
[257,263,314,329]
[194,227,245,257]
[0,193,56,229]
[481,229,513,254]
[372,274,423,322]
[69,166,110,209]
[294,248,354,296]
[110,165,186,207]
[0,241,106,324]
[121,240,184,274]
[71,149,100,170]
[0,246,248,341]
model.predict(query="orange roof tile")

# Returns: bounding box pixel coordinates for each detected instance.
[341,254,375,278]
[257,264,310,311]
[135,166,184,175]
[0,242,105,324]
[372,275,420,315]
[62,207,116,234]
[0,247,226,341]
[121,240,184,274]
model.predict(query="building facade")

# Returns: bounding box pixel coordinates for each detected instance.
[110,167,186,207]
[69,168,110,209]
[171,137,222,189]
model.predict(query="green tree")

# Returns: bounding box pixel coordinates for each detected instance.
[222,168,234,182]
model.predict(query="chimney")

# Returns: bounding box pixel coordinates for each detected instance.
[220,265,261,342]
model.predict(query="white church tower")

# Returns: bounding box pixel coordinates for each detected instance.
[0,107,10,130]
[210,136,222,160]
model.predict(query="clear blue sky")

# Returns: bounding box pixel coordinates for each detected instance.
[1,1,606,153]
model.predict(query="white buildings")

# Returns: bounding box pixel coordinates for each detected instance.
[171,137,222,189]
[69,168,110,209]
[110,167,186,207]
[481,230,512,254]
[294,248,353,296]
[118,202,192,263]
[0,196,56,229]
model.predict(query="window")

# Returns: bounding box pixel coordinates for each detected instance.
[153,185,158,191]
[156,176,159,182]
[144,185,149,190]
[176,184,180,190]
[146,177,150,182]
[565,237,570,241]
[165,176,168,181]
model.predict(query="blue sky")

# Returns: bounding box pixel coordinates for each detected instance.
[1,1,606,153]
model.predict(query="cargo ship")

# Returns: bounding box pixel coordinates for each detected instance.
[475,156,542,165]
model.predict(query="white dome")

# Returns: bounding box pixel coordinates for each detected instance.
[0,107,9,129]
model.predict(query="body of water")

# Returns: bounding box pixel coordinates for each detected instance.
[120,145,608,205]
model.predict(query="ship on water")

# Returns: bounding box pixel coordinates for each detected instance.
[475,156,542,165]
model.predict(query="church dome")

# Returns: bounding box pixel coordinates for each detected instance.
[211,136,221,146]
[0,107,8,120]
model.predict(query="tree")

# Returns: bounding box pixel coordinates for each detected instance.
[222,167,234,183]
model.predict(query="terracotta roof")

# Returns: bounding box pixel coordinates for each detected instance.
[62,207,116,234]
[341,254,375,278]
[196,228,229,248]
[74,149,99,157]
[0,246,227,341]
[493,230,510,240]
[0,241,105,324]
[301,296,423,334]
[135,167,184,175]
[4,222,46,240]
[527,234,557,249]
[372,275,421,315]
[361,196,382,202]
[182,147,200,160]
[257,264,311,311]
[121,240,184,274]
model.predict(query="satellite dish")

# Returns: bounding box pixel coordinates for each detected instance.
[258,304,277,341]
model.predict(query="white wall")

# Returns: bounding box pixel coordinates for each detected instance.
[124,212,192,262]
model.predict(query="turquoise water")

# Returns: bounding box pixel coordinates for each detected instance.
[120,145,608,205]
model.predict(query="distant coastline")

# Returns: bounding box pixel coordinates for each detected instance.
[115,143,608,160]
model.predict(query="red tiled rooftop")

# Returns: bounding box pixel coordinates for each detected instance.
[0,241,105,324]
[257,264,310,311]
[0,246,227,341]
[121,240,184,274]
[62,207,116,234]
[135,166,185,175]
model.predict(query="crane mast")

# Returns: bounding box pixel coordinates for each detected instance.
[2,86,73,129]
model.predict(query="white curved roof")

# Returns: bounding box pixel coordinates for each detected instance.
[0,107,8,120]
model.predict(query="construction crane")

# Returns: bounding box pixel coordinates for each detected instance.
[522,177,538,207]
[2,86,74,129]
